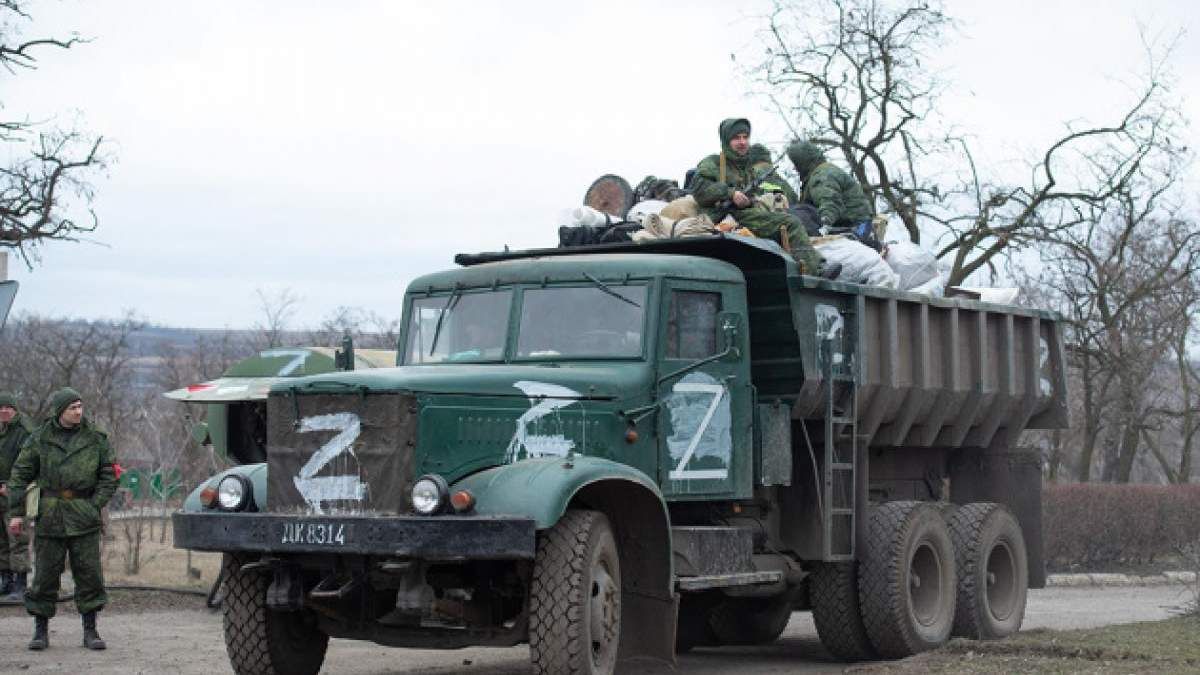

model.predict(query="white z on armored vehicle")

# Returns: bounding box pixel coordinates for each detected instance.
[173,235,1066,674]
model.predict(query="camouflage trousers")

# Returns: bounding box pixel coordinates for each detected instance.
[729,208,824,274]
[0,499,30,573]
[26,530,107,618]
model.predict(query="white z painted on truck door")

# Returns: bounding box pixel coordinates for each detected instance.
[666,372,732,481]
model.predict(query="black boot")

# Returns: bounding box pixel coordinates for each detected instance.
[28,616,48,651]
[5,571,27,602]
[0,571,12,596]
[82,611,106,650]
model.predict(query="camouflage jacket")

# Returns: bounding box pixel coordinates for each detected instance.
[7,417,118,537]
[788,141,873,228]
[0,413,34,483]
[693,119,798,219]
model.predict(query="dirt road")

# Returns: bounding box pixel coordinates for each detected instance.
[0,584,1191,674]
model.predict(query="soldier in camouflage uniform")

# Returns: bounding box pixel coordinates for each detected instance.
[0,391,34,601]
[7,387,117,651]
[786,140,874,235]
[692,118,825,274]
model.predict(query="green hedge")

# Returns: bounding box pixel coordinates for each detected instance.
[1042,483,1200,569]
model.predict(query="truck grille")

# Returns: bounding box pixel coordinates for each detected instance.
[266,392,417,515]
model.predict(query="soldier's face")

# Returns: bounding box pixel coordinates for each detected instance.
[60,401,84,427]
[730,132,750,155]
[0,406,14,423]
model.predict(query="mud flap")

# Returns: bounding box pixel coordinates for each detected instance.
[617,590,679,670]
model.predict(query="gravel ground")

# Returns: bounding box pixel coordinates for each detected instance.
[0,584,1189,674]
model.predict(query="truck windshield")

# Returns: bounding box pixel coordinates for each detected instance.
[516,285,646,359]
[404,290,513,364]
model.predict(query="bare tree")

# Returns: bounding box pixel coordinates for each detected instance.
[0,312,143,444]
[750,0,1183,286]
[305,306,401,351]
[252,287,300,350]
[1034,179,1199,482]
[1,1,108,264]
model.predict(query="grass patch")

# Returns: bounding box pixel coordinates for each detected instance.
[101,519,221,592]
[852,616,1200,674]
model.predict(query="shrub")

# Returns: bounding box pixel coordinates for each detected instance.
[1042,483,1200,570]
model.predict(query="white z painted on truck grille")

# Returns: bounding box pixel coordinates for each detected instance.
[293,412,366,514]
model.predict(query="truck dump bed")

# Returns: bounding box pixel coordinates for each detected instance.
[457,235,1068,450]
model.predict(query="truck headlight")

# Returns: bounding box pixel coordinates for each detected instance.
[217,475,252,511]
[411,474,448,515]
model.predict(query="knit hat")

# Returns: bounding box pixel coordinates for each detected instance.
[0,391,17,409]
[49,387,83,419]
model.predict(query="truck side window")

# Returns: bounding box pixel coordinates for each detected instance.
[667,290,720,359]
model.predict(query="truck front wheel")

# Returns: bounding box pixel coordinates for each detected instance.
[947,503,1028,639]
[859,501,956,658]
[530,509,621,675]
[221,554,328,675]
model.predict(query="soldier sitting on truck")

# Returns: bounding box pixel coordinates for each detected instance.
[787,140,876,246]
[691,118,828,276]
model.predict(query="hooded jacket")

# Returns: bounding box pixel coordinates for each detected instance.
[692,118,799,217]
[787,141,873,228]
[6,389,117,537]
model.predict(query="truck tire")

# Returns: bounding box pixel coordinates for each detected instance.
[530,510,621,675]
[859,501,956,658]
[708,593,793,646]
[947,503,1028,639]
[221,554,328,675]
[810,562,877,661]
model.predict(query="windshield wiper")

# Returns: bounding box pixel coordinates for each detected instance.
[584,273,640,308]
[428,288,462,356]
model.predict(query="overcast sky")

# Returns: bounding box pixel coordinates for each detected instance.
[5,0,1197,329]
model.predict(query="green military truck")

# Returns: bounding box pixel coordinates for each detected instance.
[173,236,1066,674]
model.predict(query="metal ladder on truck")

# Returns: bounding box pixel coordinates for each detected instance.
[819,305,859,562]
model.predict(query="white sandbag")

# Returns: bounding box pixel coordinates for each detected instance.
[626,200,668,225]
[907,274,944,297]
[814,236,899,288]
[884,241,939,290]
[954,286,1020,304]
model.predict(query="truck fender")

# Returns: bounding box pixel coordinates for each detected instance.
[182,463,268,513]
[453,456,678,667]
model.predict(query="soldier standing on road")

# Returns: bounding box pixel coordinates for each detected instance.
[691,118,827,275]
[7,387,118,651]
[0,391,34,602]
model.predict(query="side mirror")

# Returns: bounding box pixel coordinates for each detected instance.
[718,311,741,360]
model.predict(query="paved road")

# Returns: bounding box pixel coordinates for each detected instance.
[0,584,1190,674]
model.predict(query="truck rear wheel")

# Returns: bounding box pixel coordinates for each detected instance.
[859,501,956,658]
[810,562,877,661]
[707,593,794,646]
[530,509,621,675]
[221,554,328,675]
[947,503,1028,639]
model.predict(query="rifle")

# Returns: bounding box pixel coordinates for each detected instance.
[713,152,789,223]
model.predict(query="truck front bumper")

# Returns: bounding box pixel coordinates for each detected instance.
[172,511,536,560]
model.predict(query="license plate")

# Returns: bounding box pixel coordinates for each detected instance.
[279,521,348,546]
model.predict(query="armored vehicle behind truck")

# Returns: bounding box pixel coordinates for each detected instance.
[174,235,1066,674]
